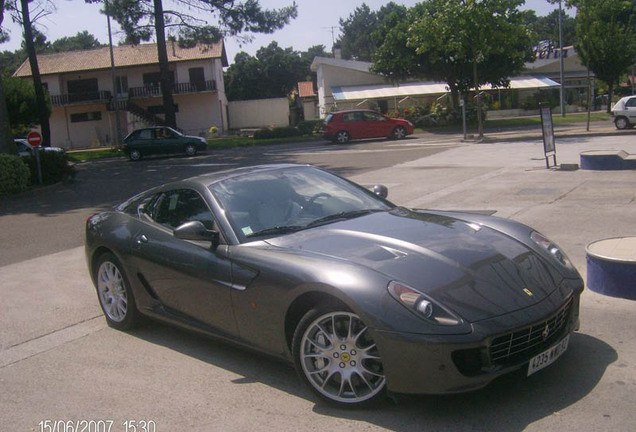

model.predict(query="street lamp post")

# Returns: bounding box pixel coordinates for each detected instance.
[107,2,122,146]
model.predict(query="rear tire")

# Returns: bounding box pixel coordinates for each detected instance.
[94,252,141,330]
[129,149,142,161]
[614,116,630,130]
[335,131,350,144]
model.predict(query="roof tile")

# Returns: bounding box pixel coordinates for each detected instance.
[13,40,226,77]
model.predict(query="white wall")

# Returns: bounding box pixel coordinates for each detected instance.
[228,98,289,129]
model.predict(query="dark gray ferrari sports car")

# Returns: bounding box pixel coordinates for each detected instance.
[85,164,583,406]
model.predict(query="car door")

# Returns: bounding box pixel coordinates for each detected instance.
[130,129,154,155]
[362,111,392,138]
[343,111,366,139]
[131,188,238,337]
[626,97,636,123]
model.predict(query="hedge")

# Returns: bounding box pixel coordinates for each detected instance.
[253,126,302,140]
[0,154,30,196]
[22,151,76,185]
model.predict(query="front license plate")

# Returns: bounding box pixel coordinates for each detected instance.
[527,335,570,376]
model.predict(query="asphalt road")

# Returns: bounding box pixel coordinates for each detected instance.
[1,130,635,432]
[0,135,456,266]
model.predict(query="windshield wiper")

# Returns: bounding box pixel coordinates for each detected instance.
[306,209,384,228]
[245,225,304,238]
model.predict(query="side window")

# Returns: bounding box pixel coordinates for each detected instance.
[626,98,636,108]
[152,189,215,230]
[138,129,153,140]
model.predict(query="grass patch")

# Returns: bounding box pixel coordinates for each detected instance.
[485,112,612,129]
[67,148,123,162]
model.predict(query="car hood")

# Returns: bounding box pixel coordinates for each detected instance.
[265,209,561,322]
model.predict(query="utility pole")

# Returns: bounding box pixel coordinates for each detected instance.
[558,0,566,117]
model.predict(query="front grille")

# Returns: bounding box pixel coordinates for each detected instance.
[489,296,573,367]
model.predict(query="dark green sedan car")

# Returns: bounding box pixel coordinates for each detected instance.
[122,127,207,161]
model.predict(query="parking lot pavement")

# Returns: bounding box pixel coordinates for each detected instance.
[1,134,635,431]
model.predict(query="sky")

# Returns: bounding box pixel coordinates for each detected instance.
[1,0,564,64]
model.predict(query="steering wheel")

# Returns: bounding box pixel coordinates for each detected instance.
[307,193,332,206]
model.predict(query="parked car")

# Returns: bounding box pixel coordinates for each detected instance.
[85,164,583,406]
[14,138,65,158]
[122,126,207,161]
[611,95,636,129]
[322,109,414,144]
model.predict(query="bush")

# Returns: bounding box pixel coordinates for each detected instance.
[297,120,323,136]
[0,154,30,196]
[23,151,76,185]
[253,126,302,140]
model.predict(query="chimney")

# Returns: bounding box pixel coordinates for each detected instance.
[333,45,342,60]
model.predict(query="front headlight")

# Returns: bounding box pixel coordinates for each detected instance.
[388,281,461,326]
[530,231,574,270]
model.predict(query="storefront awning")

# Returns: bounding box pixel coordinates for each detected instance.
[331,76,559,101]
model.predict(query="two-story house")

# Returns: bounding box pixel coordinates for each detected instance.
[13,40,229,149]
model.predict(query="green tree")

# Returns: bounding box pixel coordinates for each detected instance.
[524,8,576,48]
[336,2,406,62]
[4,76,50,136]
[48,30,103,52]
[373,0,534,137]
[0,0,17,154]
[8,0,52,147]
[93,0,297,128]
[225,43,328,101]
[569,0,636,113]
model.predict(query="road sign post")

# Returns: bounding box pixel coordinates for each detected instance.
[27,131,43,185]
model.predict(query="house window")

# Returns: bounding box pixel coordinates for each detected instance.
[115,76,128,95]
[67,78,100,103]
[189,67,205,90]
[143,71,174,87]
[70,111,102,123]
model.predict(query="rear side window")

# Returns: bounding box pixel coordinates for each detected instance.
[138,129,153,140]
[626,98,636,108]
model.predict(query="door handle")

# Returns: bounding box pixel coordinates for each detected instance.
[136,234,148,244]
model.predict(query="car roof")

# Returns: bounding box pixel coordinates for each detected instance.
[330,109,379,114]
[168,163,313,189]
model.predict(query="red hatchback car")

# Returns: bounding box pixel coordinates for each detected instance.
[322,109,414,144]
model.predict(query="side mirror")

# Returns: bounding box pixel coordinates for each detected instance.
[372,184,388,199]
[174,221,220,249]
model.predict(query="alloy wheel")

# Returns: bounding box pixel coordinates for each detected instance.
[298,311,385,404]
[97,260,128,323]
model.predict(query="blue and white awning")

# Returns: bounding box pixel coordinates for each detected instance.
[331,76,559,101]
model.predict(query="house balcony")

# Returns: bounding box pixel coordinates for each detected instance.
[49,80,217,107]
[128,80,217,99]
[50,90,112,107]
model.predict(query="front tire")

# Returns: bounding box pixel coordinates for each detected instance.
[392,126,407,140]
[615,116,630,130]
[292,305,386,406]
[94,253,141,330]
[185,143,197,156]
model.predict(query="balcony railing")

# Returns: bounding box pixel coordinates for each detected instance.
[50,80,217,106]
[128,80,217,99]
[50,90,112,107]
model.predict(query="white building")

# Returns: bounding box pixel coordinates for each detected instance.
[13,41,229,149]
[310,47,593,118]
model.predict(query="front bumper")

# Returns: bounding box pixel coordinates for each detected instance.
[372,285,581,395]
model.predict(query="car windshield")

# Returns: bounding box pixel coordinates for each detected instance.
[209,166,393,242]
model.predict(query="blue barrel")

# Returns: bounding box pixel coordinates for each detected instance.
[586,237,636,300]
